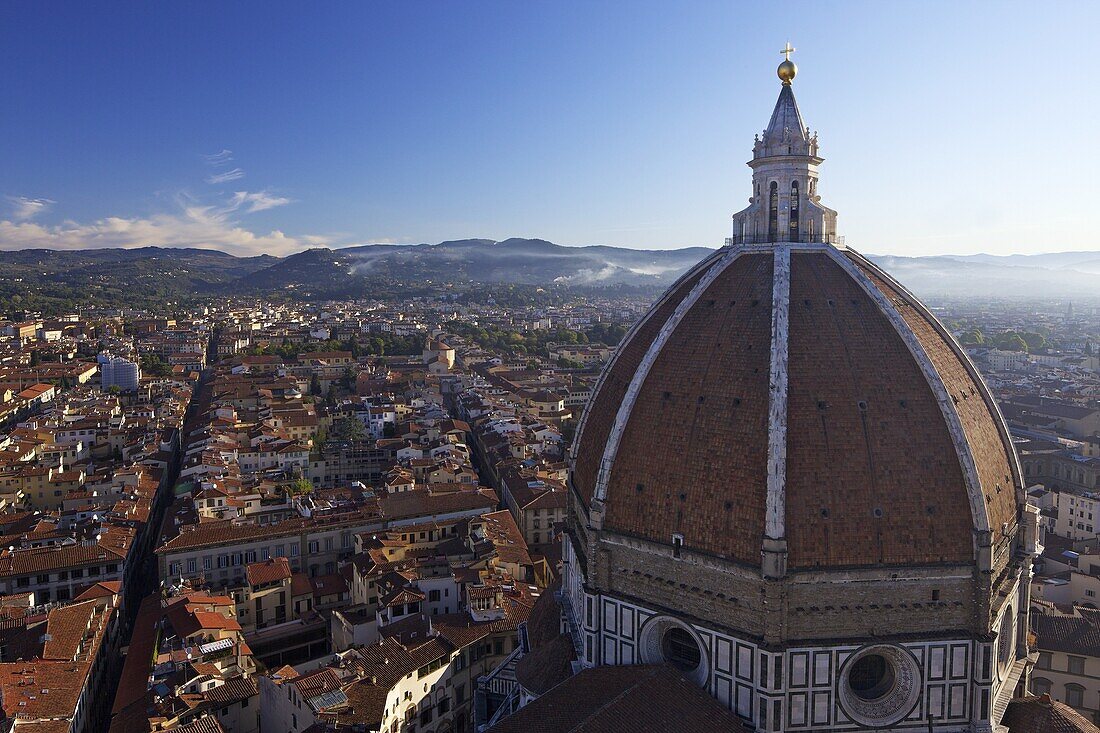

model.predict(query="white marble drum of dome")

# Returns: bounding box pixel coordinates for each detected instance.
[562,46,1044,732]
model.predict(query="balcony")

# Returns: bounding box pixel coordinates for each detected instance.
[724,233,845,247]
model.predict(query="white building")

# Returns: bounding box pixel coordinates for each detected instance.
[1054,490,1100,540]
[98,353,141,391]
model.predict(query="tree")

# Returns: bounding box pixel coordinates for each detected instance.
[289,477,314,495]
[309,373,322,396]
[1020,332,1046,351]
[998,333,1028,352]
[29,350,40,367]
[276,337,300,359]
[586,323,628,346]
[331,416,367,442]
[958,329,985,346]
[140,353,173,377]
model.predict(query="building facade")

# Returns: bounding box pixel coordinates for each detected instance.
[99,353,142,391]
[1029,602,1100,724]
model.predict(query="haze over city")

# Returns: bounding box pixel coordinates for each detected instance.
[3,1,1098,257]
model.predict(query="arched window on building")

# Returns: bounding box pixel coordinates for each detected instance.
[789,181,800,242]
[1031,677,1051,696]
[1065,683,1085,708]
[768,182,779,241]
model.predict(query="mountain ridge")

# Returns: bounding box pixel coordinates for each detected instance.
[0,241,1097,310]
[244,238,716,292]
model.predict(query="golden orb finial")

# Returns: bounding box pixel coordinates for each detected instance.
[778,42,797,85]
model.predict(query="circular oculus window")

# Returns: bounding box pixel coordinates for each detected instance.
[638,616,709,686]
[838,645,922,728]
[662,626,702,673]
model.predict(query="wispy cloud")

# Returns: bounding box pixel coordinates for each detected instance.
[203,149,245,184]
[203,149,234,165]
[0,190,318,257]
[206,168,246,184]
[7,196,55,221]
[226,190,291,213]
[0,148,309,256]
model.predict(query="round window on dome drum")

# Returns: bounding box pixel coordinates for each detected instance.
[662,627,701,672]
[848,653,896,701]
[838,645,922,726]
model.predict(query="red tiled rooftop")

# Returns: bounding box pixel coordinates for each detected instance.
[245,557,291,587]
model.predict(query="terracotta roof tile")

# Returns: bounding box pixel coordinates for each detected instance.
[600,252,774,564]
[515,634,574,695]
[1031,602,1100,657]
[571,248,1023,569]
[572,258,714,508]
[785,253,973,567]
[850,252,1019,543]
[1003,694,1099,733]
[245,557,291,586]
[488,665,750,733]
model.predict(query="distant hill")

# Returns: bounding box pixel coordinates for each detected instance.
[240,238,714,295]
[865,252,1100,299]
[0,246,278,312]
[1,242,1097,313]
[940,251,1100,271]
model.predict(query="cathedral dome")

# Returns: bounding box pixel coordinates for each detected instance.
[549,50,1039,733]
[540,50,1042,733]
[571,243,1022,570]
[570,51,1023,576]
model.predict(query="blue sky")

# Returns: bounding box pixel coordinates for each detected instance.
[1,1,1097,257]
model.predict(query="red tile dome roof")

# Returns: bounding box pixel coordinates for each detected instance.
[570,245,1021,570]
[1003,695,1100,733]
